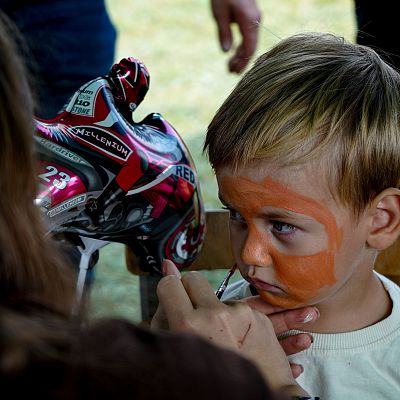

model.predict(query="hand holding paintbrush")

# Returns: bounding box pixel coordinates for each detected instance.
[215,263,237,299]
[152,259,314,397]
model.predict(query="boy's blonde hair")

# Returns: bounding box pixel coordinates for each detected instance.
[205,32,400,215]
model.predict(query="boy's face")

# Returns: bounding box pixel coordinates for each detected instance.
[216,162,373,309]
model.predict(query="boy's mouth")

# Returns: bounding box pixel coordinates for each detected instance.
[245,277,284,294]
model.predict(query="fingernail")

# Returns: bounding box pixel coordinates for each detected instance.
[222,40,230,52]
[299,307,320,324]
[295,334,313,347]
[161,259,168,276]
[301,312,315,324]
[162,259,181,278]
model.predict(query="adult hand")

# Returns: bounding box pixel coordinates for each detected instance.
[239,295,318,378]
[152,262,319,378]
[152,260,310,397]
[210,0,261,73]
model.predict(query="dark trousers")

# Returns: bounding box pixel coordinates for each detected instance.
[6,0,117,118]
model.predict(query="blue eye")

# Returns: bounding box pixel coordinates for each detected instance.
[272,221,296,234]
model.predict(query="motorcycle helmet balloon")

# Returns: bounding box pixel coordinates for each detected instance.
[35,57,205,274]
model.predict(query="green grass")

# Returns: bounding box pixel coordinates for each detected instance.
[88,0,355,322]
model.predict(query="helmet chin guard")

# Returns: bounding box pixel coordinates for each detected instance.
[35,57,205,276]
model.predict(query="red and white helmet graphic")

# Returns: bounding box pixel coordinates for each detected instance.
[35,57,205,274]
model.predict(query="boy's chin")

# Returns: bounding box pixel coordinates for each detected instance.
[258,289,307,309]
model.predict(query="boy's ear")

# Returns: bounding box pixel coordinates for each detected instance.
[367,188,400,250]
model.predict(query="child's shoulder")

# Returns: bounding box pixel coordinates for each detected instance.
[376,271,400,304]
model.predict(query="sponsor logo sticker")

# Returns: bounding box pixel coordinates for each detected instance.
[69,80,104,117]
[35,137,89,165]
[174,164,196,186]
[47,194,86,218]
[68,125,132,161]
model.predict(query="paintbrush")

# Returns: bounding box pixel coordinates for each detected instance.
[215,264,237,299]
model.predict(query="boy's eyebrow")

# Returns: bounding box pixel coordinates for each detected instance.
[218,193,314,221]
[265,209,313,221]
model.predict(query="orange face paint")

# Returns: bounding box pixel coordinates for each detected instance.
[220,175,343,308]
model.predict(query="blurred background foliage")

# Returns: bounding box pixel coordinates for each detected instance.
[88,0,355,322]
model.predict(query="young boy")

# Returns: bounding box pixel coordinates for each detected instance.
[204,32,400,398]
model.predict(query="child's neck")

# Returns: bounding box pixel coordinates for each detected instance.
[306,272,392,334]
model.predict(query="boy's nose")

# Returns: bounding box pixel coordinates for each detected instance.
[240,227,272,267]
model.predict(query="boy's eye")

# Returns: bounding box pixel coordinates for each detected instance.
[272,221,296,234]
[223,206,246,223]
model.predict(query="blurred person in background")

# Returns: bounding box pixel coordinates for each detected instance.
[0,0,261,119]
[211,0,261,73]
[0,0,116,119]
[1,0,398,115]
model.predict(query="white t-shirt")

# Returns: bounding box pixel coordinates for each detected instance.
[222,274,400,399]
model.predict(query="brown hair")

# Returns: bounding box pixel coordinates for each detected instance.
[205,32,400,215]
[0,13,76,375]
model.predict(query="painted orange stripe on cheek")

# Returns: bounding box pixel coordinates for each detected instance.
[256,233,337,307]
[246,223,336,300]
[274,251,336,296]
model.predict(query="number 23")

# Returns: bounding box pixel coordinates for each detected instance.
[39,165,71,190]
